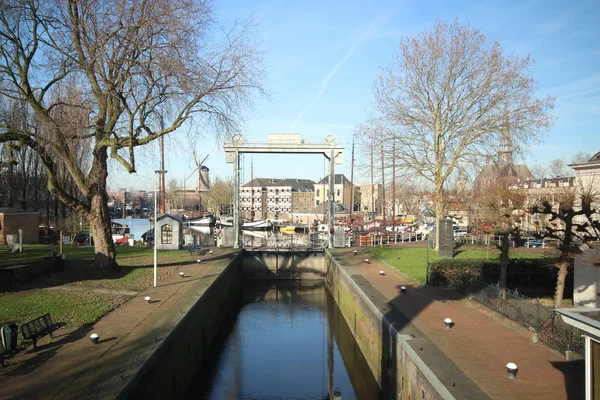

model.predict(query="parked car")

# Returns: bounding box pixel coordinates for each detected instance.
[454,229,468,237]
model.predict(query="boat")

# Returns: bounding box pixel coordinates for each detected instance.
[189,225,212,235]
[279,226,296,234]
[242,230,272,239]
[112,233,134,246]
[187,215,215,226]
[241,219,273,231]
[216,217,234,227]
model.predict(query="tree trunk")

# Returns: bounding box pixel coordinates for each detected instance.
[86,144,118,270]
[499,231,509,300]
[88,192,118,270]
[554,261,569,308]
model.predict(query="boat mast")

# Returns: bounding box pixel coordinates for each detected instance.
[349,137,355,226]
[250,158,255,222]
[381,144,386,228]
[160,135,166,214]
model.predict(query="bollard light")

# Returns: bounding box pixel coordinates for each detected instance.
[145,296,151,303]
[379,270,386,276]
[353,250,358,256]
[400,286,407,293]
[209,250,213,255]
[506,362,518,379]
[197,259,202,263]
[179,272,185,278]
[444,318,453,329]
[90,333,99,344]
[365,258,370,264]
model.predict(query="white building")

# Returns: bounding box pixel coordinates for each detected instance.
[314,174,353,213]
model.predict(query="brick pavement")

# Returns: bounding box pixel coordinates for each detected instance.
[332,247,584,400]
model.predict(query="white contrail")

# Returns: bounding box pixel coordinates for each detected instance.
[289,17,382,129]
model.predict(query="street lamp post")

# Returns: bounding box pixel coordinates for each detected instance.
[154,169,168,287]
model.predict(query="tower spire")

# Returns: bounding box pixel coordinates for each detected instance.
[498,114,513,167]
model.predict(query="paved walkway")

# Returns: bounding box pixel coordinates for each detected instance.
[0,249,238,400]
[331,247,584,400]
[0,247,584,399]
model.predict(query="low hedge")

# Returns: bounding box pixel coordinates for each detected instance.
[428,258,561,294]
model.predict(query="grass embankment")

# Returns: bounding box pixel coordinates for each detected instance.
[364,244,551,285]
[0,245,194,332]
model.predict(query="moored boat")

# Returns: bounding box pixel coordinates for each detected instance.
[187,215,216,226]
[279,226,296,234]
[241,219,273,231]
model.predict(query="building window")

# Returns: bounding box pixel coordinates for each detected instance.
[337,189,340,197]
[317,189,320,197]
[161,224,173,244]
[316,200,320,205]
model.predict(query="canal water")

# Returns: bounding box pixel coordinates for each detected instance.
[184,281,380,399]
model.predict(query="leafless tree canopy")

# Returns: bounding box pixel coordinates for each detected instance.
[361,20,554,246]
[0,0,265,268]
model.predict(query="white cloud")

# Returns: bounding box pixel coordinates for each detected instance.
[289,13,389,129]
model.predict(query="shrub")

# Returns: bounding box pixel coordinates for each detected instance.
[428,259,488,291]
[428,258,560,296]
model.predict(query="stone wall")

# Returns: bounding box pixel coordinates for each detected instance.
[117,251,243,399]
[242,249,325,279]
[324,250,454,400]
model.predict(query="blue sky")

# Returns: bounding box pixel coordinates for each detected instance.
[109,0,600,191]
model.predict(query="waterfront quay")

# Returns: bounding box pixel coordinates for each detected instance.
[0,247,583,399]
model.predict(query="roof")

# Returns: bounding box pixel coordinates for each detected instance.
[447,202,470,212]
[242,178,315,192]
[556,308,600,341]
[156,213,185,222]
[316,174,351,185]
[474,163,533,190]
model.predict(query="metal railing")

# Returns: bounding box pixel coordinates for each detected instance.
[471,283,584,355]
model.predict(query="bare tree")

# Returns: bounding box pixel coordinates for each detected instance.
[205,176,233,214]
[529,163,549,180]
[528,179,600,307]
[0,0,265,269]
[365,20,554,249]
[571,151,591,164]
[166,178,183,212]
[548,158,572,178]
[474,172,527,296]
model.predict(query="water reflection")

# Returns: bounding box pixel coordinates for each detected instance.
[185,281,380,399]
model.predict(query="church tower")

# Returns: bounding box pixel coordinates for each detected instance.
[498,116,514,168]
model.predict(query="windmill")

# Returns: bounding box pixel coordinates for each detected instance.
[184,151,209,214]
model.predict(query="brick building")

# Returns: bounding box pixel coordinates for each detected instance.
[0,208,40,245]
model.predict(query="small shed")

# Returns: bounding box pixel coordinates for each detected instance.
[0,208,40,246]
[155,214,184,251]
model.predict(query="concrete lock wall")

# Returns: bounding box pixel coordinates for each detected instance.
[324,251,453,400]
[117,251,244,400]
[242,250,326,279]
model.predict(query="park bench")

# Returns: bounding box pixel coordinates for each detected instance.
[20,313,61,349]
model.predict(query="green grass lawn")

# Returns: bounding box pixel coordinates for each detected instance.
[0,244,198,337]
[364,245,551,285]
